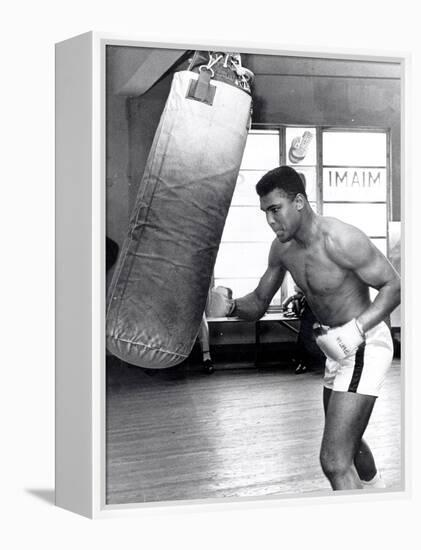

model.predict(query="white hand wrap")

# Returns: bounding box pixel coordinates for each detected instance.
[314,318,365,361]
[207,286,235,317]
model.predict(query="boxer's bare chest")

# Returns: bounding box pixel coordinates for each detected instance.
[281,239,348,299]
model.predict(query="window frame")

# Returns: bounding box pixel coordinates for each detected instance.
[214,124,392,312]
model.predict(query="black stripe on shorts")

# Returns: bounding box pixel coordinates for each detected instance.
[348,342,366,393]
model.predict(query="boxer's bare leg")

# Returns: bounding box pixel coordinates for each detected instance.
[354,438,378,481]
[323,388,378,482]
[321,388,376,490]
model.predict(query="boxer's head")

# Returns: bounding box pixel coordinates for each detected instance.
[256,165,307,201]
[256,166,309,242]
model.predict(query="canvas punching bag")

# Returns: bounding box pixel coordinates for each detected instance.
[106,52,253,368]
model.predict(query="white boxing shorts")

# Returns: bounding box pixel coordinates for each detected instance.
[323,321,393,397]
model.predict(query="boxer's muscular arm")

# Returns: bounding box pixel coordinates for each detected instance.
[327,224,401,332]
[233,240,287,321]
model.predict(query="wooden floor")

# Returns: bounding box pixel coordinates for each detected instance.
[105,357,402,505]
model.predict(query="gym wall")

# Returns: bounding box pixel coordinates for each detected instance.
[105,48,401,348]
[245,54,401,219]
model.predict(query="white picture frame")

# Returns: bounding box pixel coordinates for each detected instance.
[55,32,409,518]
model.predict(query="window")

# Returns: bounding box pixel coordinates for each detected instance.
[214,127,390,309]
[214,130,281,305]
[322,130,388,243]
[285,126,318,212]
[322,129,389,301]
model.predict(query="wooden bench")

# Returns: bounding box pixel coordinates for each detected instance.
[205,312,300,369]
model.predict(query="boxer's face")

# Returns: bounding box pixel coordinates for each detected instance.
[260,188,301,242]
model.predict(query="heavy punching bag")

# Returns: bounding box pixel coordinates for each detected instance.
[106,52,253,368]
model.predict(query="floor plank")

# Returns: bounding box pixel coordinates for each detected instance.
[106,358,402,505]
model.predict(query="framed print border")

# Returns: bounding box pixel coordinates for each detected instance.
[55,32,410,519]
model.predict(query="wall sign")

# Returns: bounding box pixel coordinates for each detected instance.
[323,168,386,201]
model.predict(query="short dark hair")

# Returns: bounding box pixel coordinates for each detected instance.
[256,166,307,200]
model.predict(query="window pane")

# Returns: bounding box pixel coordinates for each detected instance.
[296,166,317,201]
[323,131,387,167]
[221,207,273,242]
[214,242,271,278]
[281,272,299,301]
[215,278,282,307]
[270,293,281,307]
[232,166,317,205]
[323,203,387,236]
[370,238,387,257]
[309,202,318,213]
[240,131,280,170]
[214,278,260,302]
[231,170,266,206]
[323,168,386,202]
[286,127,317,166]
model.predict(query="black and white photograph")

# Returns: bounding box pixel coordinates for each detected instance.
[104,44,402,506]
[4,0,421,545]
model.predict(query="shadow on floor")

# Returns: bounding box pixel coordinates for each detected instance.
[25,488,55,505]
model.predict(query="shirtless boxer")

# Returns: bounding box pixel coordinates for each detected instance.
[221,165,401,490]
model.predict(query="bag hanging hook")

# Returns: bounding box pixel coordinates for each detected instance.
[199,52,223,77]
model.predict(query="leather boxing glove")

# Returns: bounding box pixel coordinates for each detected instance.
[207,286,236,318]
[314,318,365,361]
